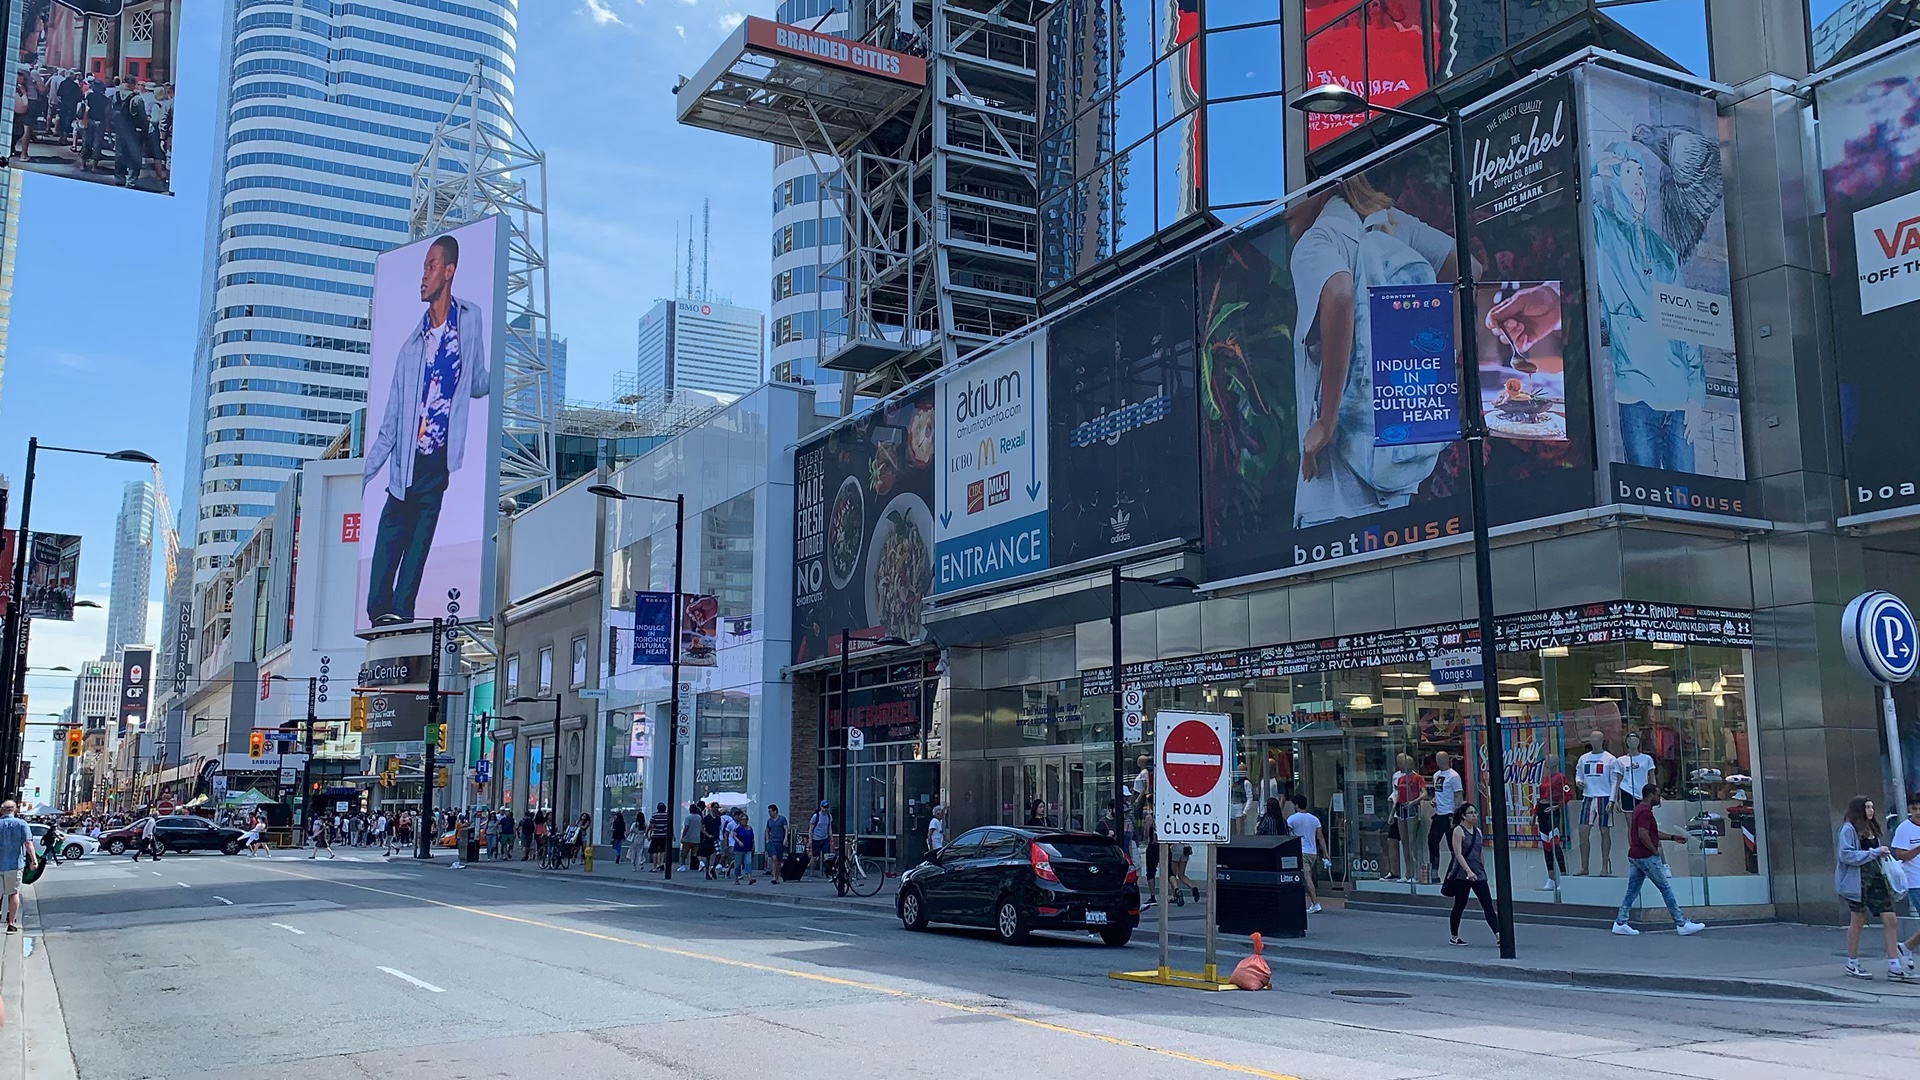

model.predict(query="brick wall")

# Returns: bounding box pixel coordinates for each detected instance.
[788,673,821,814]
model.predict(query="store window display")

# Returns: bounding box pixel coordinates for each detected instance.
[1574,730,1616,876]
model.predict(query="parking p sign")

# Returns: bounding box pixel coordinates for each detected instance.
[1154,711,1231,843]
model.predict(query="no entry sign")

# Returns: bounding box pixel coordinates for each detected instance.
[1154,711,1231,843]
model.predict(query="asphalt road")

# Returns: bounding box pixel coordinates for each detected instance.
[23,849,1920,1079]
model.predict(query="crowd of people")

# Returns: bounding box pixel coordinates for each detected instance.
[10,65,173,188]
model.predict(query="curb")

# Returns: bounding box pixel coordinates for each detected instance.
[15,889,78,1080]
[450,858,1871,1004]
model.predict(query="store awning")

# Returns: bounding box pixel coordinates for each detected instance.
[675,16,925,152]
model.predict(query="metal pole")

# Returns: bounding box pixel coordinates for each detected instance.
[1884,684,1909,824]
[300,677,316,828]
[418,618,442,858]
[553,695,564,832]
[663,493,684,881]
[838,627,850,894]
[1111,566,1125,853]
[0,439,35,798]
[1203,844,1219,981]
[1156,840,1170,976]
[1448,107,1516,959]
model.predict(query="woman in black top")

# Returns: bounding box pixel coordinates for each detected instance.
[699,804,721,877]
[1257,798,1290,836]
[1446,804,1500,948]
[1024,799,1049,827]
[610,812,628,864]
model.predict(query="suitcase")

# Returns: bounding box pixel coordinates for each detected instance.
[780,852,810,881]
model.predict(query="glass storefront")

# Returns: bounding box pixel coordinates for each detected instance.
[817,657,944,870]
[946,638,1765,911]
[602,710,645,844]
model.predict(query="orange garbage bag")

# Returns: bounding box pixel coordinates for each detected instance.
[1230,932,1271,990]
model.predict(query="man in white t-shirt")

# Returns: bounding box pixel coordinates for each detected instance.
[1428,753,1464,879]
[1287,794,1326,915]
[1892,792,1920,975]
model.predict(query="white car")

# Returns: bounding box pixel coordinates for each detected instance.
[29,824,97,862]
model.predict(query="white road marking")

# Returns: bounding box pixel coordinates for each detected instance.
[584,897,663,908]
[269,923,305,935]
[800,926,857,937]
[176,882,191,889]
[213,896,234,905]
[471,882,508,889]
[150,872,162,877]
[378,966,445,993]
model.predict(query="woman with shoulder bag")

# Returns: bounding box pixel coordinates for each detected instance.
[1836,795,1909,981]
[1443,804,1500,948]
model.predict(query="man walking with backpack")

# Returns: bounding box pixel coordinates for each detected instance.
[110,75,147,188]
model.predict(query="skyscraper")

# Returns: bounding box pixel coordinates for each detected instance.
[635,298,765,400]
[182,0,518,582]
[104,480,155,660]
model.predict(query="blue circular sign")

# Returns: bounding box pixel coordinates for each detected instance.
[1842,591,1918,684]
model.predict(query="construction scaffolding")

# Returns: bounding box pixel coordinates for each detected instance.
[559,375,730,442]
[411,61,556,505]
[676,3,1040,394]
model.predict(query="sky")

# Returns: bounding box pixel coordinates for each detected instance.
[0,0,1869,796]
[0,0,784,798]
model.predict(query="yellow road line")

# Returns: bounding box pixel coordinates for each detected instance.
[257,864,1299,1080]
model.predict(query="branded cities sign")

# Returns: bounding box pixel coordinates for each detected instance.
[1154,712,1231,843]
[934,337,1049,593]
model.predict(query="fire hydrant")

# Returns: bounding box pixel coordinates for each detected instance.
[582,843,595,873]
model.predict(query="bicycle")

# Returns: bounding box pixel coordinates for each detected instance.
[832,841,887,897]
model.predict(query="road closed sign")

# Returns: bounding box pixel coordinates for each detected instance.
[1155,711,1231,843]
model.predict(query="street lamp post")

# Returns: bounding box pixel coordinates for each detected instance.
[1288,84,1517,958]
[270,675,321,828]
[1108,569,1198,855]
[0,439,156,799]
[588,485,686,879]
[835,629,909,896]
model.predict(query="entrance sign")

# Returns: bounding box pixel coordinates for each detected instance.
[1155,712,1230,843]
[934,337,1050,593]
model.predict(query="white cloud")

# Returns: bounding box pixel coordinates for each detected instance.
[718,10,745,29]
[675,24,687,38]
[583,0,624,25]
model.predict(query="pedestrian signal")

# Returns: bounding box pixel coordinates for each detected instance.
[248,730,266,758]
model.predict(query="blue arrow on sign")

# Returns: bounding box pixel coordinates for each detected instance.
[1025,343,1043,501]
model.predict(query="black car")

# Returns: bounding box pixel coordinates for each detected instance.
[896,826,1140,946]
[101,816,248,856]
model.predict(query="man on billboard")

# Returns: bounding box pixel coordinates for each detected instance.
[363,234,492,626]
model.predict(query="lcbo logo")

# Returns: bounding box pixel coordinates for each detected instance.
[1843,591,1918,685]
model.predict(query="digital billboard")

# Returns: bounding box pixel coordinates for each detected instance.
[1817,46,1920,514]
[1047,256,1202,567]
[118,644,151,731]
[23,532,80,620]
[1200,73,1595,583]
[11,1,185,195]
[357,216,505,631]
[792,387,937,664]
[934,335,1049,594]
[1581,65,1746,517]
[1303,0,1433,151]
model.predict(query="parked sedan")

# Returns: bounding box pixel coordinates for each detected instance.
[29,825,95,862]
[100,816,247,856]
[896,826,1140,946]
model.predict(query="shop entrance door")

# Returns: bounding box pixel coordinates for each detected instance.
[993,755,1084,829]
[1247,732,1353,891]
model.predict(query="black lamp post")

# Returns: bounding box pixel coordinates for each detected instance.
[1289,83,1516,958]
[269,675,320,828]
[588,484,686,879]
[1109,570,1197,854]
[0,442,154,799]
[835,629,909,896]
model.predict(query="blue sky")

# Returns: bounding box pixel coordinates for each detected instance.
[0,0,784,795]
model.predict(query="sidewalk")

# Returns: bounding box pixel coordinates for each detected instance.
[2,888,79,1080]
[457,854,1920,1004]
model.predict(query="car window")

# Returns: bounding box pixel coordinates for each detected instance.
[940,829,989,859]
[979,830,1026,860]
[1037,836,1125,863]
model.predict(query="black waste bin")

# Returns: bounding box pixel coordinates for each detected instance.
[1215,835,1307,938]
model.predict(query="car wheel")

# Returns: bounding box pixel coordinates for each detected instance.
[61,843,83,861]
[222,840,242,856]
[994,897,1030,945]
[899,887,928,931]
[153,840,168,855]
[1098,926,1133,947]
[106,839,126,855]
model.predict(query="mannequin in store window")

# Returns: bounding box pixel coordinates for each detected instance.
[1613,732,1657,816]
[1428,752,1464,881]
[1575,730,1617,876]
[1385,754,1425,882]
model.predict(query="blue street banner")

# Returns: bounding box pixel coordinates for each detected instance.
[1369,283,1460,446]
[633,591,674,666]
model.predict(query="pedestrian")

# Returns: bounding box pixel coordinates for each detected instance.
[708,803,731,880]
[1428,752,1464,881]
[1256,797,1289,836]
[808,801,833,877]
[570,813,592,867]
[78,77,110,170]
[519,810,534,861]
[533,810,549,863]
[241,816,268,857]
[0,800,38,934]
[1890,791,1920,976]
[131,815,161,862]
[678,801,702,870]
[1287,794,1325,914]
[730,810,756,884]
[1168,842,1200,904]
[1024,798,1049,827]
[1443,804,1500,947]
[1836,794,1906,980]
[610,810,628,864]
[308,814,336,860]
[54,68,79,142]
[924,805,945,859]
[1610,783,1706,938]
[450,814,469,869]
[483,811,500,859]
[647,803,670,872]
[764,804,788,884]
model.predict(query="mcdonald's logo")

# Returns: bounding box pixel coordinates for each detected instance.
[977,438,996,467]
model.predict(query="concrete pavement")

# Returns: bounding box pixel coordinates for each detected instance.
[8,848,1920,1079]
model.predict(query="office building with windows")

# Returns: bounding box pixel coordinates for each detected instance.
[182,0,518,582]
[635,297,765,400]
[104,480,156,661]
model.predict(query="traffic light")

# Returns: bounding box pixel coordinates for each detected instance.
[65,728,82,757]
[435,767,449,788]
[248,730,265,759]
[349,696,367,733]
[435,723,449,753]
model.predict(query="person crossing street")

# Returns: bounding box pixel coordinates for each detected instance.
[308,815,336,859]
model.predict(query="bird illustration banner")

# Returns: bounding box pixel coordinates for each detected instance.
[1580,64,1748,518]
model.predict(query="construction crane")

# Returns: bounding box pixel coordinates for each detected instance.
[148,464,182,597]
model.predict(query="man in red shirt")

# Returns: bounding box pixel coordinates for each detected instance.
[1611,784,1706,936]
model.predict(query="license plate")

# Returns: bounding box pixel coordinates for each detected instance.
[1085,911,1108,925]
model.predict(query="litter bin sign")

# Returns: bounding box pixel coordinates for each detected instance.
[1215,835,1306,938]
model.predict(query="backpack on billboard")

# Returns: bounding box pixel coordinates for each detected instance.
[1335,208,1450,496]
